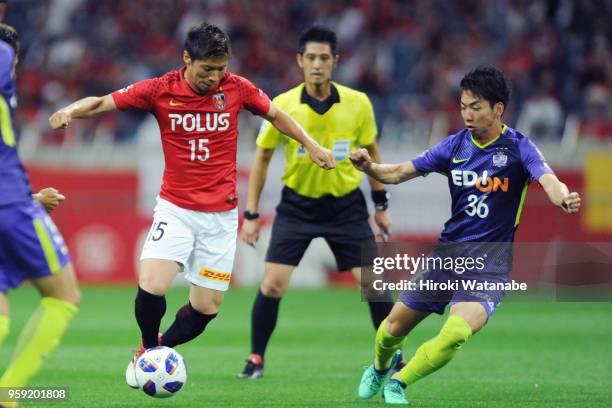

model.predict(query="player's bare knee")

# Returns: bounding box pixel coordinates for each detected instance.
[45,286,81,306]
[385,315,407,337]
[64,271,82,306]
[33,266,82,306]
[0,293,8,315]
[138,276,168,296]
[64,287,82,307]
[192,304,218,315]
[260,279,286,298]
[190,298,221,315]
[468,317,487,335]
[139,283,166,296]
[138,260,180,295]
[190,290,224,315]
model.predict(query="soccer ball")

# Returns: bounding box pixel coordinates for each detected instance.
[134,346,187,398]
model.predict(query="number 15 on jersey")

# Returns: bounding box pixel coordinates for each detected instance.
[189,138,210,161]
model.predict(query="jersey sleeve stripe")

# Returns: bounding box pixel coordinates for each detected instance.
[0,94,15,146]
[514,181,529,226]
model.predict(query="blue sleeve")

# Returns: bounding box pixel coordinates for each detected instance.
[0,42,15,99]
[411,136,454,174]
[519,137,554,181]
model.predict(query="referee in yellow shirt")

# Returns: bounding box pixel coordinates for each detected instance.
[239,26,398,379]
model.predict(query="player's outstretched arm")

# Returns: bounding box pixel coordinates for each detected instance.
[362,142,387,191]
[363,142,392,240]
[262,103,335,170]
[242,147,275,247]
[33,187,65,213]
[49,94,117,129]
[349,148,420,185]
[539,173,581,214]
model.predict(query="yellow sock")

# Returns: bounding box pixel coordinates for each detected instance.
[392,315,472,385]
[0,297,77,388]
[0,399,17,407]
[0,315,8,346]
[0,398,17,408]
[374,319,407,371]
[10,306,45,360]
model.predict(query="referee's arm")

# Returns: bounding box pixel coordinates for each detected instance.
[242,147,275,246]
[245,147,274,214]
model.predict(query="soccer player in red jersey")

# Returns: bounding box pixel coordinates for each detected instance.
[49,23,335,387]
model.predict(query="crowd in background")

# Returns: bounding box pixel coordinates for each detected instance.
[6,0,611,146]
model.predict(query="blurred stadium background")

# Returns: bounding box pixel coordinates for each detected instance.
[5,0,612,286]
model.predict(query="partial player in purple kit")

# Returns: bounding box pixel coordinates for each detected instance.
[350,65,581,404]
[0,23,80,408]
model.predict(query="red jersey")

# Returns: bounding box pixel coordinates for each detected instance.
[112,68,270,211]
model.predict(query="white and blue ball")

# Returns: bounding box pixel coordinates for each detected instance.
[135,346,187,398]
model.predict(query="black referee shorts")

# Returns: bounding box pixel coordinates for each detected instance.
[265,186,375,271]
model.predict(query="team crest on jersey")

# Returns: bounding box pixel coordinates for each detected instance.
[492,151,508,167]
[212,93,226,110]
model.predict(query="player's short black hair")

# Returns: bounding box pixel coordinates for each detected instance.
[184,23,231,61]
[460,65,511,108]
[298,25,338,55]
[0,23,19,54]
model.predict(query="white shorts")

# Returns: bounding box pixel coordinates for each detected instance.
[140,197,238,291]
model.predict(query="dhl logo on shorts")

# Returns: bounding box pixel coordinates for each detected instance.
[199,268,232,282]
[451,170,509,193]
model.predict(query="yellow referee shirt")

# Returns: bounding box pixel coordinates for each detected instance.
[257,82,377,198]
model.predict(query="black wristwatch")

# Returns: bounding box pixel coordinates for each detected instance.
[243,210,260,220]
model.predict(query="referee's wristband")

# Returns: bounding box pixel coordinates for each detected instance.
[243,210,260,220]
[371,189,389,211]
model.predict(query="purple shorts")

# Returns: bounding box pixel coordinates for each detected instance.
[399,267,505,318]
[0,199,71,292]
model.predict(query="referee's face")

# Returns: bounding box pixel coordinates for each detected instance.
[297,42,337,86]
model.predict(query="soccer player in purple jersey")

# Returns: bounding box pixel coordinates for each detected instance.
[0,24,80,408]
[350,66,581,404]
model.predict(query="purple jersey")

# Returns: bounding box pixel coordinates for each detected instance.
[412,124,553,243]
[0,40,32,206]
[399,125,553,316]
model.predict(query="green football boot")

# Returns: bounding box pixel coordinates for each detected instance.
[358,350,400,399]
[382,379,409,405]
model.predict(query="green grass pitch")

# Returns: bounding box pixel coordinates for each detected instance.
[1,286,610,407]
